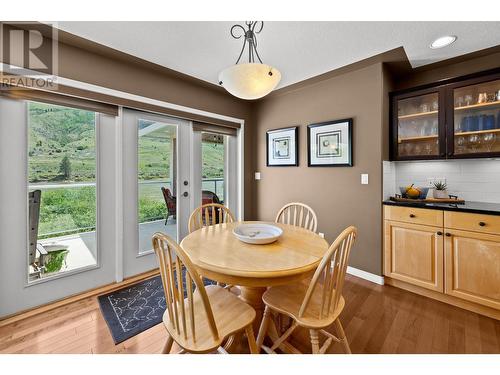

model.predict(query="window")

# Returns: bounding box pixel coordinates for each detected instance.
[201,132,226,204]
[28,102,97,282]
[137,119,177,253]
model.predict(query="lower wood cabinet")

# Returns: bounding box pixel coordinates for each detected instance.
[384,205,500,317]
[384,220,443,292]
[445,229,500,310]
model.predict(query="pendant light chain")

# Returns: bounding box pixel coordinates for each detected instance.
[230,21,264,65]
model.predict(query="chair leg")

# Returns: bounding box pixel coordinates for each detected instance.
[256,305,272,349]
[162,334,174,354]
[334,319,351,354]
[245,324,259,354]
[309,329,320,354]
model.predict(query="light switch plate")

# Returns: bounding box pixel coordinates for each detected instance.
[361,174,369,185]
[255,172,261,180]
[319,232,325,238]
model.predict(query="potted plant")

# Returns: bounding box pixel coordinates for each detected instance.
[432,181,449,199]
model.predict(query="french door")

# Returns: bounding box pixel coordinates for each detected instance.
[121,110,239,278]
[122,109,192,278]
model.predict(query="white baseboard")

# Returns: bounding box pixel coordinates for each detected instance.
[347,266,385,285]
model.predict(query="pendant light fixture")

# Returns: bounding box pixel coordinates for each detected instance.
[218,21,281,100]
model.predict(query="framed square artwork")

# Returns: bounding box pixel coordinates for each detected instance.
[307,118,353,167]
[266,126,299,166]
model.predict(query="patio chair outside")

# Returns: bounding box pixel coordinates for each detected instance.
[28,190,69,279]
[161,187,177,224]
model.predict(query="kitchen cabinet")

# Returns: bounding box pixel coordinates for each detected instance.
[384,220,444,292]
[444,229,500,310]
[383,204,500,317]
[390,69,500,160]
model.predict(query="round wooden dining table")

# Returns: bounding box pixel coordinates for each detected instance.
[180,221,329,329]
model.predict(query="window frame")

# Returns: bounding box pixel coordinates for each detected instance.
[25,100,101,287]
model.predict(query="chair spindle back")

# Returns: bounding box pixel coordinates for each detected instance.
[188,203,235,233]
[275,202,318,233]
[152,232,219,341]
[299,226,357,320]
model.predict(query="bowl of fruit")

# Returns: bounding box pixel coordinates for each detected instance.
[399,184,429,199]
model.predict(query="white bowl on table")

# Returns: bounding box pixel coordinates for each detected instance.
[232,223,283,245]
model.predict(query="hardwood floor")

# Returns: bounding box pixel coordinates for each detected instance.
[0,274,499,354]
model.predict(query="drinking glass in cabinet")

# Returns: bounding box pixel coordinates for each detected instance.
[453,78,500,155]
[397,92,439,157]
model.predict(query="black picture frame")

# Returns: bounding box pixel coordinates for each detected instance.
[307,118,353,167]
[266,126,299,167]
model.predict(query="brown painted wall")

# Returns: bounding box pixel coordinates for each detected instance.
[253,63,385,275]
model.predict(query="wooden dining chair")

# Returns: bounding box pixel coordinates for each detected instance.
[256,226,357,354]
[188,203,235,233]
[152,232,259,354]
[275,202,318,233]
[188,203,236,290]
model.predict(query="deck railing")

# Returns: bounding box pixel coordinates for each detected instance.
[29,178,224,238]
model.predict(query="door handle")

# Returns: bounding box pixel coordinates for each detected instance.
[183,192,189,197]
[437,231,443,236]
[445,233,451,237]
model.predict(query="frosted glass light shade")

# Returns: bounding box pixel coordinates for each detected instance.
[218,63,281,100]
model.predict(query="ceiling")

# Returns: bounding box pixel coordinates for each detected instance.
[57,21,500,89]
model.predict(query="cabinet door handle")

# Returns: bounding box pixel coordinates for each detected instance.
[445,233,451,237]
[479,221,486,227]
[409,214,416,218]
[437,231,443,236]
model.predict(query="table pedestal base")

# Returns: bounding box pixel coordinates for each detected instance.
[239,286,267,330]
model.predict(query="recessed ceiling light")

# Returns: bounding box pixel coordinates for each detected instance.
[430,35,457,49]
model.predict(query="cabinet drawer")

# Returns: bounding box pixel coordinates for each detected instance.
[384,205,443,227]
[444,211,500,235]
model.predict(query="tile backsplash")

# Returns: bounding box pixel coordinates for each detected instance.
[383,159,500,203]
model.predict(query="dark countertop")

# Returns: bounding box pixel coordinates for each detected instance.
[383,199,500,216]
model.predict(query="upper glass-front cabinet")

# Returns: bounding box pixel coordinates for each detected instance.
[390,69,500,160]
[449,77,500,157]
[395,91,442,159]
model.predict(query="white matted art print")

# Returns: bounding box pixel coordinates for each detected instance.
[307,119,353,166]
[266,126,298,166]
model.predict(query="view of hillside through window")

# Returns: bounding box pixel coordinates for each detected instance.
[28,101,98,280]
[28,102,97,238]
